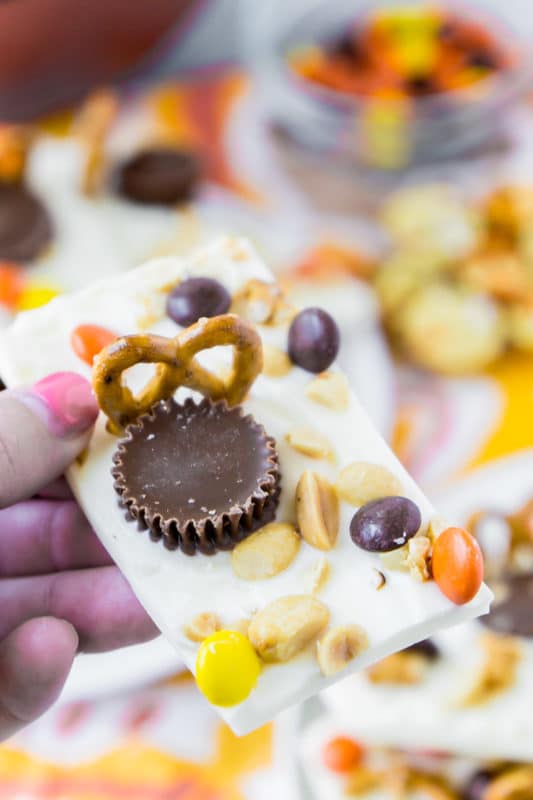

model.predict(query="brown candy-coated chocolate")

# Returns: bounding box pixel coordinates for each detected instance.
[112,397,280,555]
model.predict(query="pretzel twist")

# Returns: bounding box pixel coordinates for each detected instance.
[0,125,34,183]
[73,90,118,196]
[93,314,263,434]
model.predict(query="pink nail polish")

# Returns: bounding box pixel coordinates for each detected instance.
[20,372,99,437]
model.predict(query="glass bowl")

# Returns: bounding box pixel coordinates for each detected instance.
[245,0,533,171]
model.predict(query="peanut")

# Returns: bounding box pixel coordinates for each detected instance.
[248,595,330,662]
[336,462,403,506]
[183,612,222,643]
[231,523,300,581]
[317,625,369,676]
[305,371,349,411]
[296,471,340,551]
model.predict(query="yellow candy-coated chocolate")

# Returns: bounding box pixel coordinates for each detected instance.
[17,283,61,311]
[394,36,437,77]
[361,100,410,169]
[373,5,440,77]
[195,630,261,707]
[373,5,441,37]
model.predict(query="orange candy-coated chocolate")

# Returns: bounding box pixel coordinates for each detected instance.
[0,263,24,309]
[71,324,117,365]
[290,6,511,101]
[432,526,484,605]
[322,736,364,773]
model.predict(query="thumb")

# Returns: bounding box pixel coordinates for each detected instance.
[0,372,98,507]
[0,617,78,739]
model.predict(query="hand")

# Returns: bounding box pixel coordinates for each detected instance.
[0,371,158,739]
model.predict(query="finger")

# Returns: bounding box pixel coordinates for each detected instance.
[0,566,158,652]
[0,372,98,508]
[0,499,112,577]
[0,617,78,739]
[36,478,73,500]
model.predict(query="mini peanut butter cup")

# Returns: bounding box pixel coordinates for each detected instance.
[114,147,201,206]
[0,182,53,262]
[112,397,280,555]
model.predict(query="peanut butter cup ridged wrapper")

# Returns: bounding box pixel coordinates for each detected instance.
[111,396,280,555]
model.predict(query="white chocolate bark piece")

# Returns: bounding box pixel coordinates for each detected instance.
[0,236,491,734]
[324,617,533,763]
[298,715,491,800]
[323,461,533,762]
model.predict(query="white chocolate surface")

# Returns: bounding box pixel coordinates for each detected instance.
[324,620,533,762]
[0,237,491,734]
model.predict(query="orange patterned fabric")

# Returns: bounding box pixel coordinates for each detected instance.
[151,73,263,204]
[0,724,272,799]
